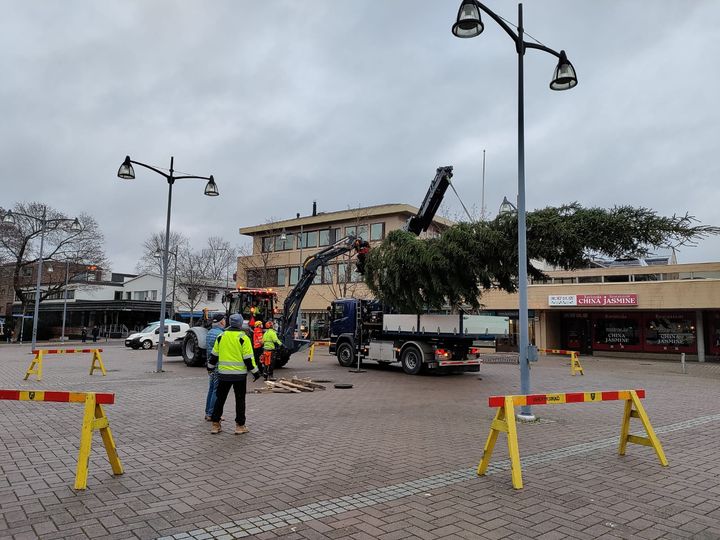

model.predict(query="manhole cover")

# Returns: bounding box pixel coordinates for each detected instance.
[334,383,353,389]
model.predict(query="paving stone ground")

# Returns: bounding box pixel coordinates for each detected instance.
[1,341,720,539]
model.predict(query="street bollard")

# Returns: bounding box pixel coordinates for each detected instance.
[681,352,686,374]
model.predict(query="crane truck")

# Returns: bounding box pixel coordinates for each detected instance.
[328,165,509,374]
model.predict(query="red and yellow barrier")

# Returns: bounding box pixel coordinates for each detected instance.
[0,390,123,489]
[24,348,106,381]
[479,389,667,489]
[537,348,584,376]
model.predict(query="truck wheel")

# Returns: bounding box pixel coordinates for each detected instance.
[182,332,206,367]
[401,345,423,375]
[337,342,355,367]
[141,339,153,350]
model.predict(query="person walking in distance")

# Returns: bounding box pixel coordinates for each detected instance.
[81,326,88,343]
[208,314,261,434]
[204,313,226,421]
[91,325,100,343]
[262,320,283,381]
[252,321,265,375]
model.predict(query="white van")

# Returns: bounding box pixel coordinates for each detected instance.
[125,320,190,350]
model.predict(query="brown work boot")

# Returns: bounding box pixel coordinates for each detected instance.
[235,424,249,435]
[210,422,222,434]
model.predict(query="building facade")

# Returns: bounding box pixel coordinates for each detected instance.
[237,204,452,339]
[479,261,720,361]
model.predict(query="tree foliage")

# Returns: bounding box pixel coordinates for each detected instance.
[0,201,107,334]
[363,204,720,313]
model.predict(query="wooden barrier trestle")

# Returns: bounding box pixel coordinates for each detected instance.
[479,389,667,489]
[24,348,106,381]
[0,390,123,489]
[537,348,584,375]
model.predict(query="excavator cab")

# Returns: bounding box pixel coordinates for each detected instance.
[226,288,278,328]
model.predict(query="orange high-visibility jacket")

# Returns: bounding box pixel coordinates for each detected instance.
[253,327,264,349]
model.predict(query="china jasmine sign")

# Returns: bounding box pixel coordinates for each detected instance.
[548,294,638,307]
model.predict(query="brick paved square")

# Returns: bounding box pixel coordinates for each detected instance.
[2,342,720,538]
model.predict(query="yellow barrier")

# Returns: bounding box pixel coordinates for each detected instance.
[307,343,316,363]
[537,348,584,376]
[478,389,667,489]
[0,390,123,489]
[24,348,106,381]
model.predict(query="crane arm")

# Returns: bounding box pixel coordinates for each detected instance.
[404,166,453,235]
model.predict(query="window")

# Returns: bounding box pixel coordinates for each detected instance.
[338,263,348,283]
[276,267,287,287]
[644,313,696,351]
[125,292,131,300]
[289,266,301,286]
[275,235,294,251]
[345,225,368,241]
[207,290,218,302]
[370,223,385,241]
[114,291,122,300]
[322,265,334,284]
[262,237,274,253]
[331,303,346,320]
[246,269,264,288]
[171,325,181,332]
[21,267,32,277]
[319,228,341,246]
[313,268,322,284]
[299,231,318,249]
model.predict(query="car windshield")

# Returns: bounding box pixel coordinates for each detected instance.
[140,324,159,334]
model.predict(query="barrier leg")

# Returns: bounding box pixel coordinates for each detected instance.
[571,352,584,376]
[24,351,43,381]
[618,391,668,467]
[477,398,523,489]
[96,403,123,476]
[89,350,107,376]
[477,405,505,476]
[308,343,315,363]
[75,393,97,489]
[505,397,523,489]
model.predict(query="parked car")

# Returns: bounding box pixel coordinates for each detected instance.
[125,320,189,350]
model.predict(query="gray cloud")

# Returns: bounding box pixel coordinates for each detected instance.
[1,0,718,271]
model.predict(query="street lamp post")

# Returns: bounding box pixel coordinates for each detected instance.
[119,155,218,373]
[155,247,178,319]
[46,259,71,341]
[452,1,577,418]
[2,207,81,351]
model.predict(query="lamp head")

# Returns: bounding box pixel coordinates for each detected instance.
[280,229,287,241]
[550,50,578,91]
[69,218,81,232]
[452,0,484,38]
[204,175,219,196]
[498,196,517,216]
[117,155,135,179]
[2,210,15,225]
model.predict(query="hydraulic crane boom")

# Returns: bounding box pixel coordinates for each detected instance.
[279,234,368,353]
[404,166,453,235]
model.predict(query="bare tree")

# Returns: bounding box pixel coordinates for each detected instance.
[173,248,210,324]
[0,202,107,337]
[201,236,237,286]
[136,231,190,275]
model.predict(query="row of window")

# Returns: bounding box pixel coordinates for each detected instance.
[246,263,364,288]
[532,270,720,285]
[111,290,219,302]
[261,223,385,252]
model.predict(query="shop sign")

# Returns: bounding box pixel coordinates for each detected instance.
[548,294,638,307]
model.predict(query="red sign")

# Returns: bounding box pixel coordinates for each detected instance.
[576,294,638,307]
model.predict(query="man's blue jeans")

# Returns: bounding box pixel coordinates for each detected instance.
[205,370,219,417]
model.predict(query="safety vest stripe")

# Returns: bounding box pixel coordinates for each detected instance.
[488,389,645,407]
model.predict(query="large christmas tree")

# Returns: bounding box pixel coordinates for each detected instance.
[363,203,719,313]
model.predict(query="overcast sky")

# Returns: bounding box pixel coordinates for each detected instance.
[2,1,718,272]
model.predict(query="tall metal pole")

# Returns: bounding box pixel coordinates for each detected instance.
[171,251,178,319]
[296,224,304,333]
[481,149,486,220]
[31,206,47,351]
[156,156,174,373]
[61,260,69,341]
[516,4,533,419]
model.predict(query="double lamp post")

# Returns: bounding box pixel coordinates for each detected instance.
[1,207,81,351]
[118,156,218,373]
[452,1,578,418]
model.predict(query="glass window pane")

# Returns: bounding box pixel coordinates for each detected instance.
[277,268,287,287]
[357,225,368,241]
[370,223,384,241]
[262,237,273,252]
[337,263,348,283]
[313,269,322,284]
[323,265,333,284]
[345,226,356,237]
[319,229,330,246]
[305,231,318,248]
[289,266,300,286]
